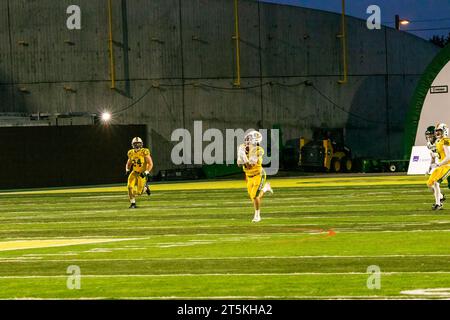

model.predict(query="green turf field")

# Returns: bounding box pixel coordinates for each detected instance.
[1,174,450,299]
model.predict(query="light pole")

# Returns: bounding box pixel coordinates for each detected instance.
[395,15,410,30]
[338,0,348,84]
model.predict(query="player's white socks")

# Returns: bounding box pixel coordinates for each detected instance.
[130,199,136,204]
[262,183,273,194]
[253,209,261,222]
[433,183,441,205]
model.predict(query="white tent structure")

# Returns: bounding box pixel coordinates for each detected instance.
[405,44,450,154]
[414,62,450,146]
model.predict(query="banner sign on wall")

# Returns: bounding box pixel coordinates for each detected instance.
[430,85,448,94]
[407,146,432,175]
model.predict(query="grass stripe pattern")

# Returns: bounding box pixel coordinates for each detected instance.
[0,174,449,299]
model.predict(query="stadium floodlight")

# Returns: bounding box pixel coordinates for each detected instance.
[395,15,410,30]
[101,111,112,123]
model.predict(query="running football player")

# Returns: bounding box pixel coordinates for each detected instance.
[427,123,450,210]
[425,126,437,154]
[125,137,153,209]
[426,125,450,191]
[237,130,273,222]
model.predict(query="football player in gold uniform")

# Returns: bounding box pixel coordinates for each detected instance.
[427,123,450,210]
[237,130,273,222]
[125,137,153,209]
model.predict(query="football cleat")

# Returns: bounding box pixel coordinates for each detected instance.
[432,204,443,211]
[129,203,137,209]
[441,195,446,203]
[263,183,273,195]
[252,216,261,223]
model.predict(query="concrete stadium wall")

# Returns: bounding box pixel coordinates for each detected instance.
[0,0,440,174]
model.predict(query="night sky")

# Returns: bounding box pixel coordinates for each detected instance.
[260,0,450,40]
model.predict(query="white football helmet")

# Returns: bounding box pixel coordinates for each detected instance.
[435,123,448,139]
[131,137,143,149]
[244,130,262,146]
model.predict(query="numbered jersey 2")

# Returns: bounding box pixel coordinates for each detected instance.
[128,148,151,173]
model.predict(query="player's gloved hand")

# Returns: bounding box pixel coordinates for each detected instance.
[249,156,258,166]
[140,171,150,179]
[237,145,249,165]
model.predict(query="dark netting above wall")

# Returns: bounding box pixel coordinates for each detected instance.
[0,125,147,189]
[404,43,450,159]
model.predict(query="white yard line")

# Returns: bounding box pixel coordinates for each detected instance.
[1,271,450,279]
[2,223,449,233]
[0,228,447,246]
[2,219,445,226]
[70,195,126,199]
[2,254,450,263]
[100,295,445,300]
[8,296,436,300]
[401,288,450,296]
[0,215,445,225]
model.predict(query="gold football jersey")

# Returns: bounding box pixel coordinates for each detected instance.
[242,145,264,177]
[127,148,151,173]
[436,138,450,166]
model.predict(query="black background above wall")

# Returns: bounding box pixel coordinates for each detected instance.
[0,125,147,189]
